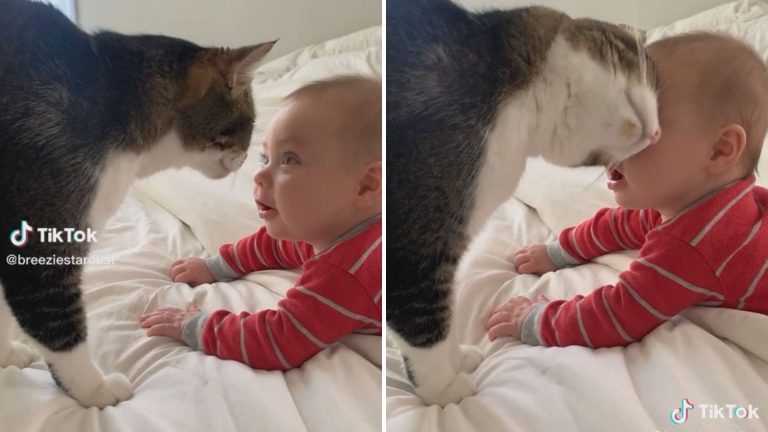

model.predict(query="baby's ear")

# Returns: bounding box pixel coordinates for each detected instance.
[356,161,382,208]
[618,23,647,45]
[709,123,747,173]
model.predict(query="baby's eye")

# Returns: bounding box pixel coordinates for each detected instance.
[281,153,300,165]
[259,153,269,165]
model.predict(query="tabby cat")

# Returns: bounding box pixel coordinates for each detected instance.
[387,0,660,405]
[0,0,274,407]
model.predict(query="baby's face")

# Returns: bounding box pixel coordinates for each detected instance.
[608,52,722,218]
[253,97,368,248]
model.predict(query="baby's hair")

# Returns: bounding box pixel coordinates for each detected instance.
[285,75,382,161]
[648,32,768,175]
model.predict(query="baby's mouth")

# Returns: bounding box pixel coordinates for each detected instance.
[608,166,625,182]
[257,201,275,212]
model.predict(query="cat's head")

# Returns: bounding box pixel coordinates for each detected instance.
[537,19,659,168]
[174,41,276,179]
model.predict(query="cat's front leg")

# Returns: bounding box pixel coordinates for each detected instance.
[41,343,132,408]
[390,331,483,406]
[0,285,38,368]
[0,284,37,369]
[3,265,132,408]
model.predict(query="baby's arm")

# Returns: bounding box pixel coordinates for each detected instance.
[182,263,380,369]
[520,233,720,347]
[171,226,314,284]
[515,208,661,275]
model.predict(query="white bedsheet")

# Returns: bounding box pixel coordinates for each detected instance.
[0,26,381,432]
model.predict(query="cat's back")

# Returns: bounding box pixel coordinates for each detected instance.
[0,0,97,81]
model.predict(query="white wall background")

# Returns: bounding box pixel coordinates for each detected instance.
[75,0,381,60]
[455,0,734,29]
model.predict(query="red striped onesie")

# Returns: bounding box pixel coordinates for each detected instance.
[181,215,382,370]
[521,176,768,348]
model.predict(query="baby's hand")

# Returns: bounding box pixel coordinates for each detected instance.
[140,303,201,343]
[486,294,548,342]
[171,258,215,287]
[512,244,556,275]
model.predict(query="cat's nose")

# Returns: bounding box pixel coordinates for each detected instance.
[222,151,247,172]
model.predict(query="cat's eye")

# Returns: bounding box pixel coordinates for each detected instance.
[210,140,227,150]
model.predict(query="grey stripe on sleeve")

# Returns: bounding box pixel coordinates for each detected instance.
[639,209,649,232]
[273,239,288,268]
[622,210,640,245]
[738,259,768,309]
[620,277,673,320]
[575,299,594,348]
[636,258,724,300]
[590,225,609,253]
[609,209,631,250]
[716,219,762,276]
[600,290,633,343]
[295,286,382,327]
[239,315,252,367]
[279,306,329,348]
[546,241,581,268]
[520,302,545,346]
[182,311,209,351]
[569,230,588,261]
[691,184,753,246]
[230,240,247,274]
[205,254,241,282]
[349,236,382,274]
[265,317,292,369]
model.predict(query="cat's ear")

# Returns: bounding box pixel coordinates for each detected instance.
[221,40,277,96]
[182,41,276,105]
[618,23,647,45]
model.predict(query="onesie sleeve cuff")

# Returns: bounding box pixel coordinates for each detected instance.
[546,241,581,269]
[182,311,209,351]
[520,302,546,346]
[204,254,240,282]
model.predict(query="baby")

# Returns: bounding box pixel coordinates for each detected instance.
[140,76,382,369]
[487,33,768,348]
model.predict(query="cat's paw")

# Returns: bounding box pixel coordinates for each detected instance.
[425,372,477,407]
[71,373,133,409]
[458,344,483,373]
[0,341,37,369]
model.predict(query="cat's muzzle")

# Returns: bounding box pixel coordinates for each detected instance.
[222,151,247,172]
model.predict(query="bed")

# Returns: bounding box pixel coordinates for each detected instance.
[0,26,381,432]
[386,1,768,430]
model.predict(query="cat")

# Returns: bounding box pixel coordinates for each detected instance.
[387,0,660,406]
[0,0,274,408]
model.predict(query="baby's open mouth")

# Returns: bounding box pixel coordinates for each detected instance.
[608,167,625,181]
[257,201,274,211]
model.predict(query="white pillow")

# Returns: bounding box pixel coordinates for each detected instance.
[133,26,382,254]
[514,0,768,236]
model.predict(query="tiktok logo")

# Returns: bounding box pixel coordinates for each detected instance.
[670,399,695,425]
[10,220,34,248]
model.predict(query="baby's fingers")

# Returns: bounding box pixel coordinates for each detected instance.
[487,322,518,341]
[485,310,512,330]
[146,323,179,338]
